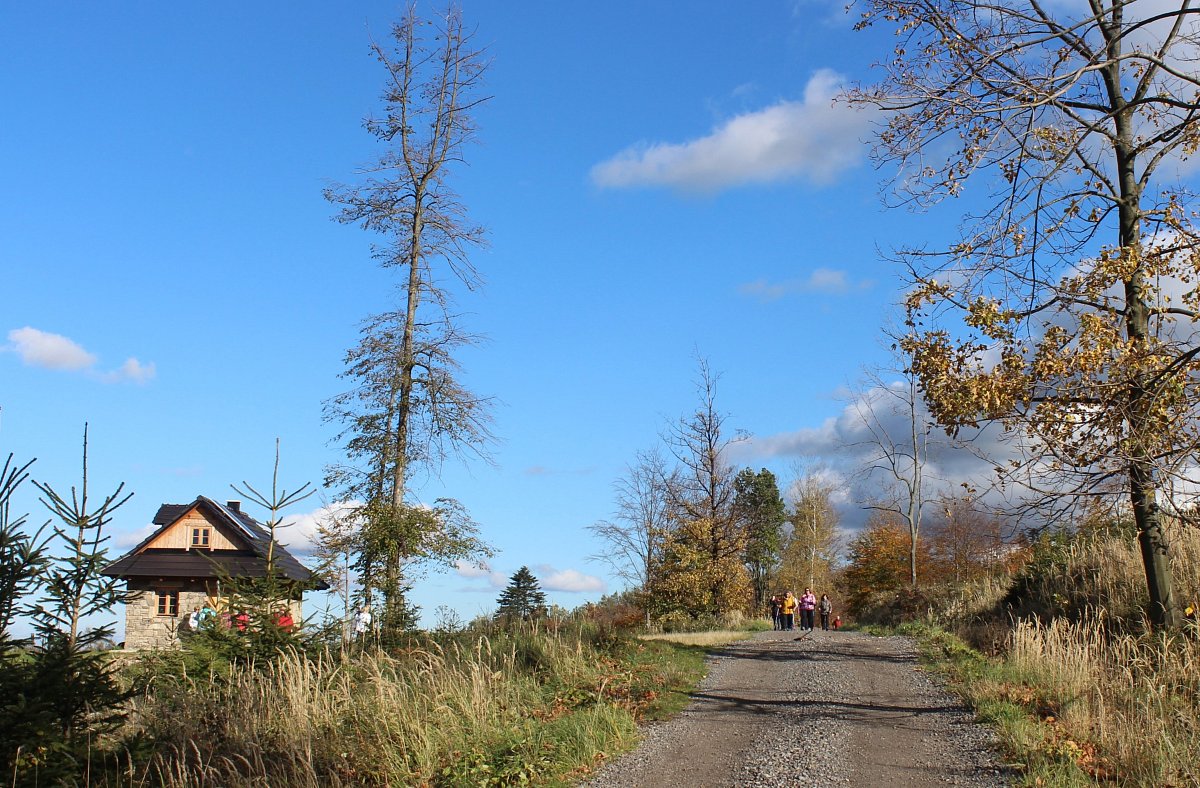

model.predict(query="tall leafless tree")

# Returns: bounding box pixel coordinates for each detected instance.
[324,4,493,632]
[850,363,938,586]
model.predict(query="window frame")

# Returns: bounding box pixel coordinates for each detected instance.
[156,590,179,617]
[191,527,211,549]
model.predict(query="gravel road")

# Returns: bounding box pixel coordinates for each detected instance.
[581,628,1014,788]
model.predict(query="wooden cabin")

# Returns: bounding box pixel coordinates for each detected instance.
[101,495,327,649]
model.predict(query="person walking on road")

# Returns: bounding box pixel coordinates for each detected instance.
[819,594,833,631]
[781,591,797,631]
[799,588,817,631]
[770,595,783,631]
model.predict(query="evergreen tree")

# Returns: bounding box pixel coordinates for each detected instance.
[20,427,134,781]
[0,453,54,780]
[495,566,546,622]
[733,468,786,611]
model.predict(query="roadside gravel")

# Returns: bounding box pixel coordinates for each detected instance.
[581,629,1013,788]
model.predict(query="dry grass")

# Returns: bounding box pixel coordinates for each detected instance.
[639,630,756,647]
[927,525,1200,785]
[1003,615,1200,785]
[126,629,641,786]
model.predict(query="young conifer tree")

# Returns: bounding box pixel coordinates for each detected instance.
[26,426,133,779]
[495,566,547,622]
[0,453,53,779]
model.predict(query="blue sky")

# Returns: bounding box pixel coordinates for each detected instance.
[2,1,942,631]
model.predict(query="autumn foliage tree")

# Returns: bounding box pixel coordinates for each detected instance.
[841,514,934,616]
[649,360,752,618]
[652,517,752,618]
[849,0,1200,627]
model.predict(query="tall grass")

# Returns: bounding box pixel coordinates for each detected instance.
[1003,616,1200,785]
[639,630,756,647]
[124,626,643,786]
[915,526,1200,785]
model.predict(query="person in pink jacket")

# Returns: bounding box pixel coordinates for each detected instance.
[799,588,818,631]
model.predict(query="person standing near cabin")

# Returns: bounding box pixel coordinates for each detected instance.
[799,588,817,631]
[354,604,372,641]
[819,594,833,631]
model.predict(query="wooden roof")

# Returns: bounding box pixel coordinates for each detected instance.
[101,496,327,589]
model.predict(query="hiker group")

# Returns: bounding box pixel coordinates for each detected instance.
[769,589,836,632]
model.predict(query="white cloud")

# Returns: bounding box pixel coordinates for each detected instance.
[590,70,874,194]
[534,565,606,593]
[736,382,1017,531]
[115,521,157,549]
[4,326,156,384]
[739,267,875,301]
[115,357,156,383]
[6,326,96,370]
[274,501,362,556]
[454,559,507,590]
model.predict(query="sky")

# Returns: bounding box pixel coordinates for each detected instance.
[2,1,975,633]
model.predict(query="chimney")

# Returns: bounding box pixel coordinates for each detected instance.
[226,500,241,512]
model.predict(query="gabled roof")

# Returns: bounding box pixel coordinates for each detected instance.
[101,496,327,589]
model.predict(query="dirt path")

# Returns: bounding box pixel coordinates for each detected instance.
[582,629,1013,787]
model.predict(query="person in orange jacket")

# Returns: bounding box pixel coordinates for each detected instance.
[781,591,797,631]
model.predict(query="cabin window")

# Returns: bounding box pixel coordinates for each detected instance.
[191,527,210,548]
[156,591,179,617]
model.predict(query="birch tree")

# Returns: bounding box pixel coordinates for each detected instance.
[779,472,840,595]
[849,0,1200,627]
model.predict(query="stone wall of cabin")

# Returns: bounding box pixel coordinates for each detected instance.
[122,580,304,649]
[122,581,203,649]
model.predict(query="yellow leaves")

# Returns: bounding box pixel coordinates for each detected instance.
[905,332,1028,429]
[964,296,1017,340]
[904,279,951,312]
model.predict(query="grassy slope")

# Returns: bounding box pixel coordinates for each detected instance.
[110,625,752,787]
[865,528,1200,787]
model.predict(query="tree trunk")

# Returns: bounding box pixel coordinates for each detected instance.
[1110,64,1179,628]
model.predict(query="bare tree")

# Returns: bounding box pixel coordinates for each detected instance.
[655,359,751,615]
[927,492,1008,583]
[324,4,494,633]
[850,363,938,586]
[588,448,671,600]
[849,0,1200,627]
